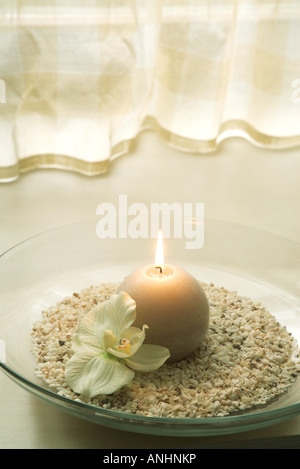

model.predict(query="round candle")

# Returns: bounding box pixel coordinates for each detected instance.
[117,233,210,362]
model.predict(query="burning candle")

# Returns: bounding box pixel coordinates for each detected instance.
[118,232,210,361]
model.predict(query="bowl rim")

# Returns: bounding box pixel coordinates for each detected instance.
[1,360,299,429]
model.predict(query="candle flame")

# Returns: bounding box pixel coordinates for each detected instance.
[155,230,164,272]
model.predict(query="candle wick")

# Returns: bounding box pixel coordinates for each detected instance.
[156,265,163,274]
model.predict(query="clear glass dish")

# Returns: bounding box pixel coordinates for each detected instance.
[0,218,299,437]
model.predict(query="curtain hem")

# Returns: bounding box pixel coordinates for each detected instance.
[1,119,300,182]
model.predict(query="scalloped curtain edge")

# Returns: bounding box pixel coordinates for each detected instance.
[1,117,300,182]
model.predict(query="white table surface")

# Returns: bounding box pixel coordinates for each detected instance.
[0,131,300,449]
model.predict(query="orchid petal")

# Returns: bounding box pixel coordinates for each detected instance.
[72,307,103,354]
[126,325,148,356]
[121,326,144,340]
[106,347,131,359]
[102,330,118,350]
[65,352,135,398]
[125,344,170,372]
[95,291,136,341]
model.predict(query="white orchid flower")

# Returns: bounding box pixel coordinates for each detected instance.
[65,291,170,398]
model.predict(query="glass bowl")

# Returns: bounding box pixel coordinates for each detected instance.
[0,218,299,437]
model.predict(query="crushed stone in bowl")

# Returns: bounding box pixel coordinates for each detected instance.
[31,282,300,418]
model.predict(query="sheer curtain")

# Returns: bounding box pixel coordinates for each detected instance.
[1,0,300,181]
